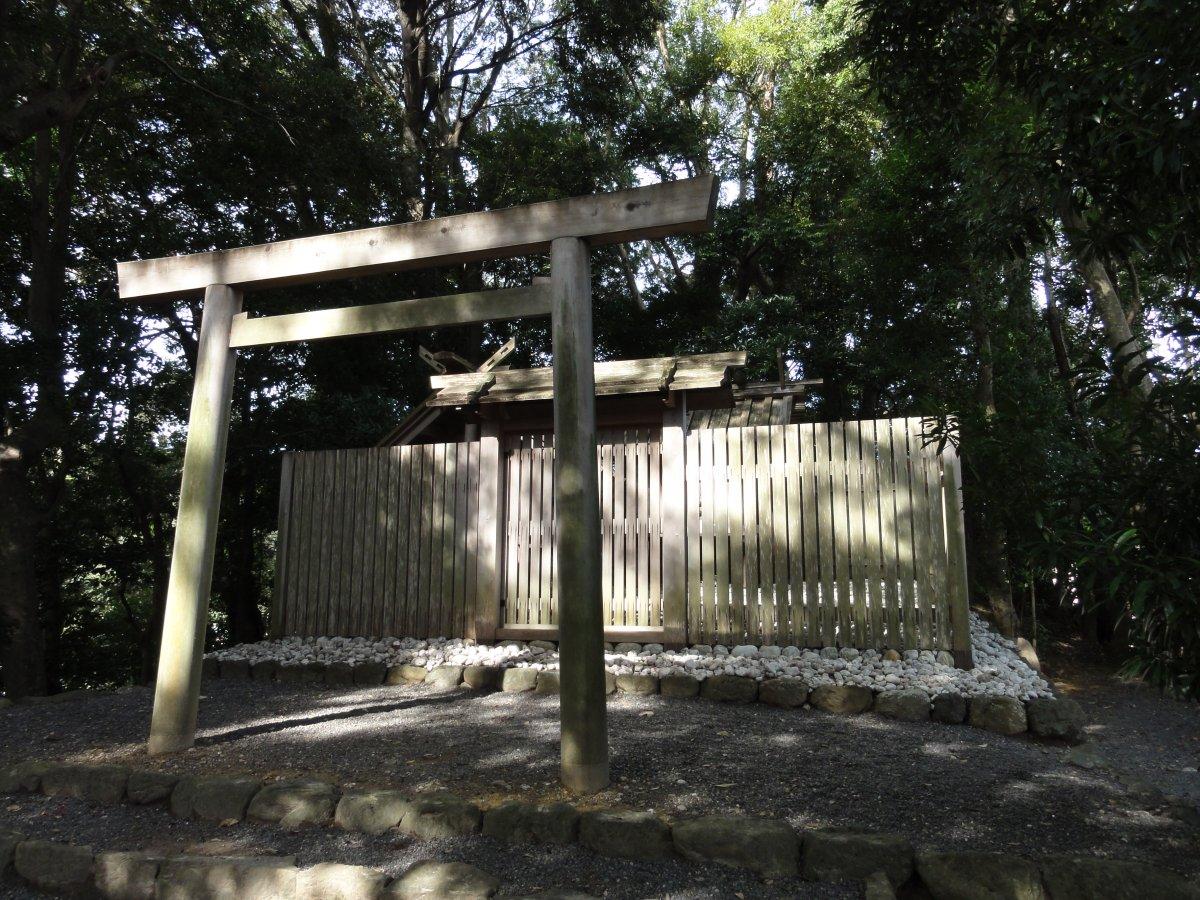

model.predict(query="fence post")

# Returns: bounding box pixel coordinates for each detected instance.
[474,419,505,643]
[148,284,241,756]
[661,400,688,647]
[941,445,973,668]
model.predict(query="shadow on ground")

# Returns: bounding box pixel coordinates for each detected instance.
[1,677,1195,876]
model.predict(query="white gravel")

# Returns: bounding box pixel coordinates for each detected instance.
[212,613,1050,700]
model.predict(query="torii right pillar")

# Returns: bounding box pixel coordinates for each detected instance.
[550,236,609,793]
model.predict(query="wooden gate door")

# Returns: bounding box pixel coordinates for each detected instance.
[501,428,664,636]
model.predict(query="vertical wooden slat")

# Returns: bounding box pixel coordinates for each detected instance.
[612,436,627,626]
[713,428,731,643]
[769,425,788,646]
[319,450,336,636]
[314,448,333,633]
[636,434,650,626]
[397,445,415,637]
[907,419,934,649]
[291,452,311,636]
[924,427,948,649]
[437,443,454,635]
[353,449,371,636]
[800,425,819,647]
[270,454,295,637]
[752,427,771,646]
[339,450,356,636]
[289,453,310,635]
[347,449,365,636]
[378,446,395,637]
[411,444,429,636]
[429,441,445,637]
[623,435,637,628]
[742,427,763,644]
[599,438,612,625]
[328,450,346,636]
[503,440,517,625]
[475,422,504,641]
[894,420,919,648]
[381,446,400,637]
[361,449,379,637]
[661,406,688,646]
[698,429,717,643]
[364,448,382,635]
[540,442,555,625]
[447,443,463,637]
[526,439,543,622]
[727,428,746,645]
[502,440,519,624]
[685,429,703,642]
[844,420,867,648]
[445,442,464,637]
[514,441,528,625]
[461,443,478,637]
[403,444,421,637]
[813,425,834,647]
[864,422,883,648]
[877,422,901,649]
[784,426,803,647]
[829,422,850,645]
[648,434,662,628]
[388,447,405,638]
[329,450,346,637]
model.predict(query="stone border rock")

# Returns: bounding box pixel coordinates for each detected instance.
[4,761,1197,898]
[1,833,503,900]
[203,653,1088,743]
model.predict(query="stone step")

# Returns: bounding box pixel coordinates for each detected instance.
[3,761,1197,898]
[4,835,505,900]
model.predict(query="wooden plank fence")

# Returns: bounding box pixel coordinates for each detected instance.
[684,418,960,651]
[271,417,970,656]
[272,442,479,639]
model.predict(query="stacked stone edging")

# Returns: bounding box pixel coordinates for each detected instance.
[3,761,1197,899]
[205,650,1088,743]
[2,837,499,900]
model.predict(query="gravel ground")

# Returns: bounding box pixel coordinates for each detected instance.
[1,675,1197,896]
[1049,657,1200,804]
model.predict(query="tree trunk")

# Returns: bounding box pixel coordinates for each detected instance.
[0,120,77,697]
[1058,198,1154,399]
[0,446,48,698]
[221,393,265,646]
[140,536,171,685]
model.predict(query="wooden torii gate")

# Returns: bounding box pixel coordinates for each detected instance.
[117,176,718,793]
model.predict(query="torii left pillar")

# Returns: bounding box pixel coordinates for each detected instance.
[148,284,241,755]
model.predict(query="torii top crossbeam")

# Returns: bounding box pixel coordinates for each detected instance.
[118,177,717,302]
[121,176,717,796]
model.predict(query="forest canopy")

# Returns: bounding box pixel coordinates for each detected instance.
[2,0,1197,697]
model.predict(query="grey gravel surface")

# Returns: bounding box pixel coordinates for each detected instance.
[0,677,1196,882]
[1065,674,1200,804]
[0,793,857,899]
